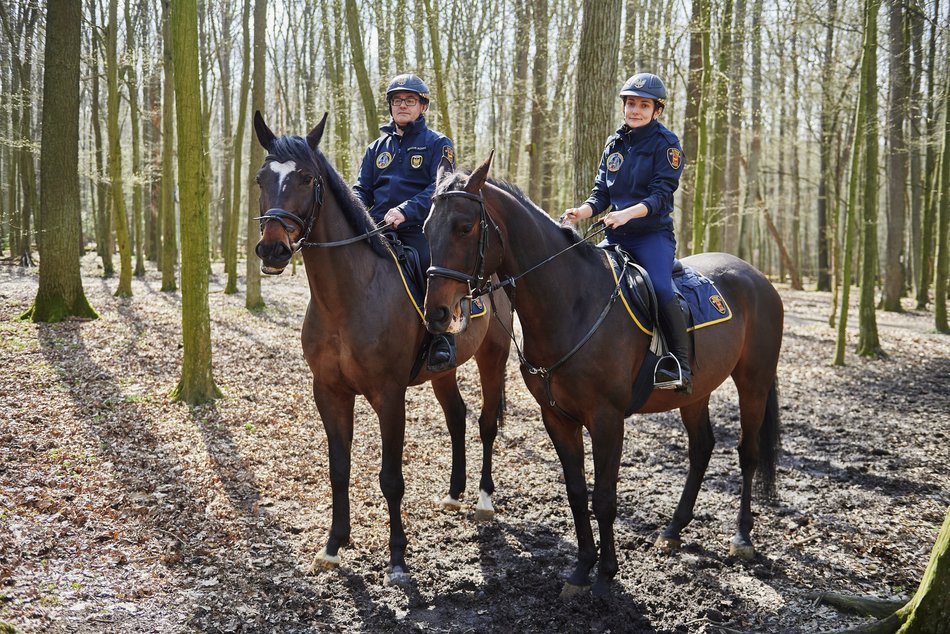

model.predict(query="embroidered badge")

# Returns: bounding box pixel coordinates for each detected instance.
[633,78,646,88]
[410,155,423,169]
[606,152,623,172]
[667,147,682,169]
[709,294,726,315]
[376,151,393,169]
[442,145,454,165]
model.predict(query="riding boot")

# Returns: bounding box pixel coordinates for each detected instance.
[427,333,457,373]
[655,297,693,394]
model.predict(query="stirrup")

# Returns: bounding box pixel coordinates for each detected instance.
[654,354,685,390]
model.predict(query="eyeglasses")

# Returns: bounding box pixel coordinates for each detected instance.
[390,97,419,107]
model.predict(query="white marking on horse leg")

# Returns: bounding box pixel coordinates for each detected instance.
[474,489,494,521]
[439,494,462,512]
[308,547,341,573]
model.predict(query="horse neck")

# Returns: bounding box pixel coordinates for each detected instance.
[490,188,613,338]
[300,188,388,312]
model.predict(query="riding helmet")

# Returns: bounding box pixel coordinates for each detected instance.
[386,73,431,104]
[620,73,668,108]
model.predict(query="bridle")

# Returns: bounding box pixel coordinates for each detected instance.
[255,157,391,252]
[426,189,503,298]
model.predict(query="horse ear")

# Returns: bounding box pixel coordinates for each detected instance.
[464,150,494,193]
[306,112,329,150]
[254,110,276,151]
[436,155,455,187]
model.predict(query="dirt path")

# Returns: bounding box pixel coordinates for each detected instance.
[1,258,948,633]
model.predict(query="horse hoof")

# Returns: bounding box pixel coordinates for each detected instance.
[729,537,755,560]
[309,548,341,572]
[385,566,411,586]
[474,490,495,521]
[440,495,462,512]
[655,535,683,552]
[559,582,591,600]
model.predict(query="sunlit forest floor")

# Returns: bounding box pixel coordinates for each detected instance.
[1,255,948,633]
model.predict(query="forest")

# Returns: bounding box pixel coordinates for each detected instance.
[1,0,949,632]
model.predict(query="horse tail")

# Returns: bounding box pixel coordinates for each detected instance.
[755,379,781,502]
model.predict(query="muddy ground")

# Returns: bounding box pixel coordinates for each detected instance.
[1,256,948,633]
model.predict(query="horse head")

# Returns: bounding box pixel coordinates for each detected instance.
[424,151,500,335]
[253,110,328,275]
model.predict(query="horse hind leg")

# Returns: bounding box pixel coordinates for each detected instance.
[656,397,714,552]
[431,372,468,513]
[730,374,781,561]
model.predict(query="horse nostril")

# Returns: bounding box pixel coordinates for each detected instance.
[255,241,268,259]
[425,305,449,327]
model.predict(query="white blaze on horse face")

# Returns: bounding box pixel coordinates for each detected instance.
[268,160,297,194]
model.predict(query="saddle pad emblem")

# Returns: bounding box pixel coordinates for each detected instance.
[709,294,726,314]
[607,152,624,172]
[667,147,682,169]
[376,151,393,169]
[410,155,423,169]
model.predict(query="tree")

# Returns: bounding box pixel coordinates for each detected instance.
[856,0,882,358]
[883,0,909,312]
[161,0,178,292]
[106,0,134,297]
[344,0,377,141]
[421,0,453,142]
[816,0,839,292]
[22,0,97,323]
[125,0,147,278]
[572,0,621,204]
[170,0,219,404]
[224,0,251,295]
[934,46,950,334]
[244,0,266,311]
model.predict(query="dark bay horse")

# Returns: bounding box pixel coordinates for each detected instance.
[423,154,782,597]
[252,113,512,584]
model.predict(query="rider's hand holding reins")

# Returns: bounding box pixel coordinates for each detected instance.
[384,208,406,228]
[603,203,648,229]
[562,204,593,226]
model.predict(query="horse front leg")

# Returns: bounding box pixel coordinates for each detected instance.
[471,329,508,521]
[371,389,411,584]
[657,397,714,552]
[430,372,468,512]
[588,415,624,598]
[542,409,596,598]
[312,389,356,570]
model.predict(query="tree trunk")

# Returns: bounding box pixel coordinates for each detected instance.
[934,48,950,334]
[161,0,177,291]
[704,0,733,253]
[572,0,621,205]
[344,0,378,142]
[106,0,133,296]
[245,0,266,310]
[125,0,146,278]
[225,0,251,295]
[528,0,549,205]
[722,0,746,256]
[324,0,352,179]
[89,0,113,277]
[916,0,940,309]
[690,0,711,254]
[170,0,219,404]
[505,0,530,181]
[816,0,838,291]
[23,0,97,322]
[678,0,705,255]
[857,0,882,358]
[907,7,923,301]
[883,0,909,311]
[217,0,235,289]
[739,0,762,263]
[421,0,453,141]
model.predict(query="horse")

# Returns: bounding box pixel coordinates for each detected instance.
[423,153,782,597]
[251,113,512,584]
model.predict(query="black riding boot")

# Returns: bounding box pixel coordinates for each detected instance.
[427,333,457,373]
[655,297,693,394]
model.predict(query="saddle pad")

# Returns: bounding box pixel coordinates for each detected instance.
[605,251,732,333]
[385,244,486,322]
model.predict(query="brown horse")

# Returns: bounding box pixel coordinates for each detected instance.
[252,113,512,584]
[424,154,782,597]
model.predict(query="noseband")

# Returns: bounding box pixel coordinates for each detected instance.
[426,190,502,298]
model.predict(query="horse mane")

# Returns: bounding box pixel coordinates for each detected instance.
[435,171,599,257]
[267,134,388,258]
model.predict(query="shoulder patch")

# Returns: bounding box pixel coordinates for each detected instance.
[442,145,455,166]
[667,147,682,170]
[376,151,393,169]
[606,152,624,172]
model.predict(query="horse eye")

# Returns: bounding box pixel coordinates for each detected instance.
[303,175,314,185]
[460,223,474,235]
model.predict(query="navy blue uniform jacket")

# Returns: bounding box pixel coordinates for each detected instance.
[353,115,455,229]
[584,119,684,239]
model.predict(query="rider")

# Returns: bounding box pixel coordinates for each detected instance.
[353,73,458,372]
[563,72,692,394]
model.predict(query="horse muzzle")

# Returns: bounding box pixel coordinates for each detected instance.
[425,299,471,335]
[255,239,292,275]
